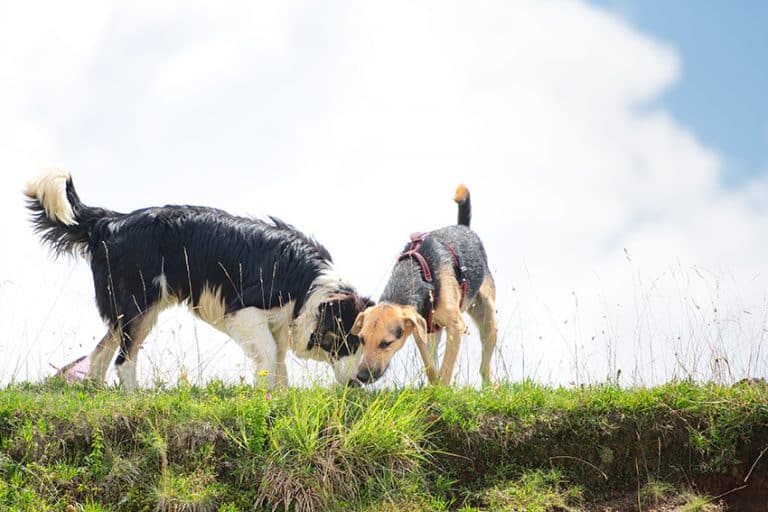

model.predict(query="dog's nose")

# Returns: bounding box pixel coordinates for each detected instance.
[356,367,381,383]
[356,369,372,383]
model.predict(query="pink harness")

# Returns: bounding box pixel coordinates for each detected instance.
[397,232,468,333]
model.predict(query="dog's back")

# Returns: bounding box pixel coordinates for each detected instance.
[422,224,490,304]
[87,205,331,321]
[385,185,490,309]
[25,173,332,325]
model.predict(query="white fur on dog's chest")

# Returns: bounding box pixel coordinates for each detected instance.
[222,300,329,362]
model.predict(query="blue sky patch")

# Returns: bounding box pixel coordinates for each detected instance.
[591,0,768,185]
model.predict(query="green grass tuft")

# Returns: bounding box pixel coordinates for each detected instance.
[484,469,583,511]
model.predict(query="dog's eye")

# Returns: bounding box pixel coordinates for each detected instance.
[378,340,393,349]
[394,327,403,339]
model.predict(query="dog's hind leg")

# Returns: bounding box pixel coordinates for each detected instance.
[114,305,161,391]
[88,330,121,384]
[468,274,497,385]
[224,307,278,389]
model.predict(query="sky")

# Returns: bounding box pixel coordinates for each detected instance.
[591,0,768,185]
[1,1,766,387]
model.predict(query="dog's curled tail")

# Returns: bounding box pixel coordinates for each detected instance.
[453,183,471,227]
[25,169,95,257]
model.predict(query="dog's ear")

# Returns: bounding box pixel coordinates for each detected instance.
[351,311,365,336]
[359,295,375,310]
[402,307,427,343]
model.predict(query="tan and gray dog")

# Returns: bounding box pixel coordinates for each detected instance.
[351,185,497,385]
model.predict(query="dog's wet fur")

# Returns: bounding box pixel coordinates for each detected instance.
[26,170,372,390]
[351,184,498,385]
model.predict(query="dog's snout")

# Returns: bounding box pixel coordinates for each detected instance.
[356,369,372,383]
[356,367,382,383]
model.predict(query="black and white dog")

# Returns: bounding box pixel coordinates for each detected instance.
[26,170,372,389]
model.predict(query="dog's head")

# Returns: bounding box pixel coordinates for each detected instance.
[350,303,427,383]
[311,293,375,385]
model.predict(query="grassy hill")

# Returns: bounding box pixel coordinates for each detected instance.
[1,380,766,511]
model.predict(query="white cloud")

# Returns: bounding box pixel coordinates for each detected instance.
[1,1,766,386]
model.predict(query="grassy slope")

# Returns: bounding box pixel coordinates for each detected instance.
[0,380,766,511]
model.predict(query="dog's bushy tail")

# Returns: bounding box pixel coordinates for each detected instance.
[453,183,471,227]
[24,170,106,257]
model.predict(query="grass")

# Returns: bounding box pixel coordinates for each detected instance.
[483,469,583,511]
[0,379,766,511]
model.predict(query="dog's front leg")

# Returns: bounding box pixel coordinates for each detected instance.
[245,338,278,389]
[225,307,278,389]
[427,331,442,374]
[413,333,439,384]
[439,319,466,385]
[272,329,289,387]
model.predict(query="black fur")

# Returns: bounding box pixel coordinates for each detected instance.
[311,294,376,359]
[27,175,370,371]
[381,190,490,326]
[382,227,489,323]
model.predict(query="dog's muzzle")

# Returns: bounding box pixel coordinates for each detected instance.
[355,366,383,384]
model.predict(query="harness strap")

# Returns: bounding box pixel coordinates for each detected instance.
[397,233,469,333]
[445,244,469,308]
